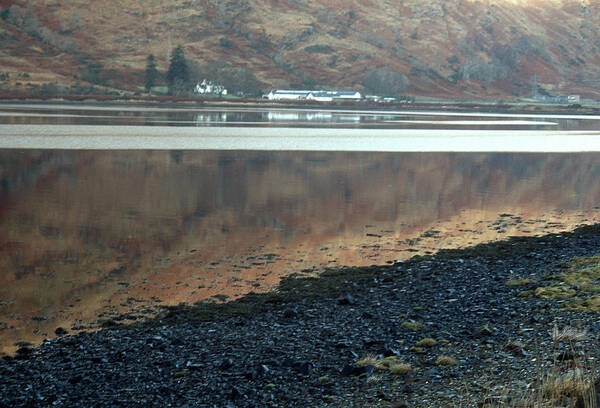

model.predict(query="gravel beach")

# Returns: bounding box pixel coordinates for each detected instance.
[3,225,600,407]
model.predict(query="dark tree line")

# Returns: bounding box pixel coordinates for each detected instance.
[363,68,410,97]
[142,46,190,95]
[190,61,261,96]
[145,45,261,96]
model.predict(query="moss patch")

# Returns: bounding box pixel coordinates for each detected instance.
[389,363,411,375]
[401,321,424,331]
[173,370,189,378]
[566,254,600,269]
[565,296,600,311]
[535,286,576,299]
[506,278,536,286]
[525,254,600,309]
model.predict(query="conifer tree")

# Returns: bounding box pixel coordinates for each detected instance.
[166,46,189,95]
[144,54,158,93]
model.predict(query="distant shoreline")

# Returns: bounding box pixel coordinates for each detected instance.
[1,97,599,116]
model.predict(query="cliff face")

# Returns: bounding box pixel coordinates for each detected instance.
[1,0,600,98]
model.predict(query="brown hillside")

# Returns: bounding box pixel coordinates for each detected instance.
[1,0,600,98]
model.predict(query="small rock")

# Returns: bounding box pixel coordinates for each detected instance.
[220,358,234,370]
[54,327,68,336]
[185,361,204,370]
[380,343,399,357]
[230,387,243,400]
[478,324,493,337]
[338,294,356,306]
[340,364,373,377]
[15,347,33,358]
[558,351,575,361]
[100,319,118,328]
[293,362,312,375]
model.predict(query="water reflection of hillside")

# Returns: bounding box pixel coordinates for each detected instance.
[3,151,600,273]
[262,111,362,122]
[1,107,599,130]
[192,111,365,124]
[1,150,600,353]
[3,150,600,283]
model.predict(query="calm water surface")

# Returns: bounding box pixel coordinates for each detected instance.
[1,103,598,130]
[1,104,600,354]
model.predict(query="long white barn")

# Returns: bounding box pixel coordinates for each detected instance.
[307,91,362,102]
[265,90,311,100]
[266,90,362,101]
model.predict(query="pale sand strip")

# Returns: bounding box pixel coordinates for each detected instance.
[2,124,600,151]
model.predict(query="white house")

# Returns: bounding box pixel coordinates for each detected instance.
[195,79,228,96]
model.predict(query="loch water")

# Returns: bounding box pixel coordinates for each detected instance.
[1,104,600,354]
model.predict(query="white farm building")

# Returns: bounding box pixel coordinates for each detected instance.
[265,90,311,100]
[306,91,362,102]
[265,90,362,101]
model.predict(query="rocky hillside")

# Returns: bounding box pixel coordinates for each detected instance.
[1,0,600,99]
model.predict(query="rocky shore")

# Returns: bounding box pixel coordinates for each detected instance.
[3,225,600,407]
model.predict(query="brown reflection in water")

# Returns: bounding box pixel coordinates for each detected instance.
[1,150,600,354]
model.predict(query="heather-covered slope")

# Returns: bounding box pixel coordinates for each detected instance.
[1,0,600,98]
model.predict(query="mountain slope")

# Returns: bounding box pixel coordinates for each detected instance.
[1,0,600,99]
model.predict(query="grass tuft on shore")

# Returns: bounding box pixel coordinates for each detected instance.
[416,338,437,348]
[435,355,458,366]
[357,354,381,368]
[542,369,595,403]
[512,324,598,408]
[356,355,411,375]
